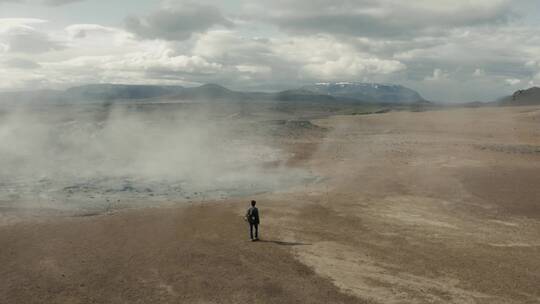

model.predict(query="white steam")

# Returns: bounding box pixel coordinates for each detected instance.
[0,103,309,214]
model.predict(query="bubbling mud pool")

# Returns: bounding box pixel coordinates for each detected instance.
[0,164,315,216]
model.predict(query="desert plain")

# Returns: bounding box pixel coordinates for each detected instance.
[1,104,539,303]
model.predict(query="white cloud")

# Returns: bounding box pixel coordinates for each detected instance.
[473,68,485,77]
[125,2,233,41]
[193,30,270,62]
[529,73,540,87]
[0,23,226,90]
[0,18,48,33]
[3,57,41,69]
[40,48,224,85]
[193,31,406,83]
[65,24,118,38]
[249,0,513,38]
[0,18,64,53]
[505,78,521,86]
[425,69,449,82]
[1,1,540,102]
[302,56,405,80]
[270,35,405,79]
[42,0,84,5]
[236,64,271,74]
[0,0,85,5]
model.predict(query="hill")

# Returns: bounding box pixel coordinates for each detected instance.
[500,87,540,106]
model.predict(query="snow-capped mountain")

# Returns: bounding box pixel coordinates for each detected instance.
[302,82,426,104]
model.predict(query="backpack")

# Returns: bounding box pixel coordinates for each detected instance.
[247,207,257,224]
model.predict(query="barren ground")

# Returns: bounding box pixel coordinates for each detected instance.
[1,106,540,303]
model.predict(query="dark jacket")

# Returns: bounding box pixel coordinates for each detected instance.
[246,207,260,225]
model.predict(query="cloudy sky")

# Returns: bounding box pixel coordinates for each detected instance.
[1,0,539,101]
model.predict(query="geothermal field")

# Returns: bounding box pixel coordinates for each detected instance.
[0,103,312,218]
[1,101,539,303]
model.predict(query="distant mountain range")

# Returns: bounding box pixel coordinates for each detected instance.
[301,82,426,104]
[0,82,428,105]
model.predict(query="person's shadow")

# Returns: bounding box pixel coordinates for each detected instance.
[256,240,311,246]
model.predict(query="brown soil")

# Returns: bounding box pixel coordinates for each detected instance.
[0,204,362,304]
[2,106,540,303]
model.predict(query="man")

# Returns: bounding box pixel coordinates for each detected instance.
[245,200,260,241]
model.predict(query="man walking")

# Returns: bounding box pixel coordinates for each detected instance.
[245,200,260,241]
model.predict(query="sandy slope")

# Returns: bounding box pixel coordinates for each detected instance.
[2,106,540,303]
